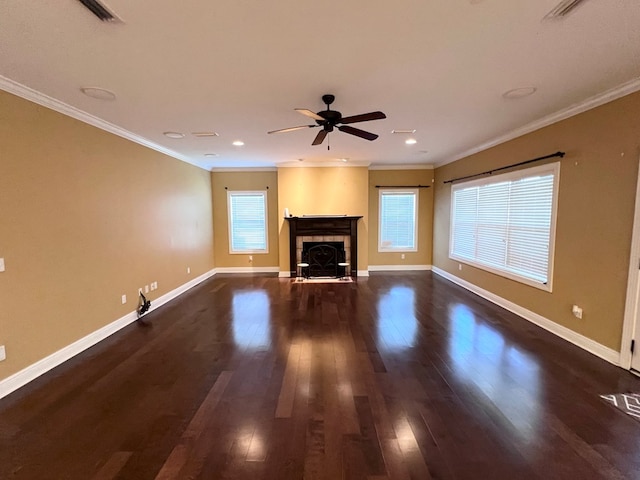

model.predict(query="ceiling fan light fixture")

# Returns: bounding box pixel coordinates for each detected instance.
[232,140,245,146]
[405,138,417,145]
[392,129,416,134]
[163,131,185,139]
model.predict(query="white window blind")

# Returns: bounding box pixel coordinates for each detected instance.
[450,163,559,290]
[227,191,268,254]
[379,189,418,252]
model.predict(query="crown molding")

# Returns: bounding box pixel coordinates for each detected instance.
[0,75,207,171]
[210,167,277,173]
[436,76,640,167]
[369,164,434,170]
[277,161,371,168]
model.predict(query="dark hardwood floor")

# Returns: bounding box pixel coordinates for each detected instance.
[1,272,640,479]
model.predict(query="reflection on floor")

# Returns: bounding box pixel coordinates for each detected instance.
[1,271,640,479]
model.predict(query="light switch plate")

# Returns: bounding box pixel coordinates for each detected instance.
[0,258,5,272]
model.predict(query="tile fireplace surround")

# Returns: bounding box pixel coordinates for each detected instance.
[285,215,362,278]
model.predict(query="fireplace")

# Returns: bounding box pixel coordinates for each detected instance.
[285,215,362,278]
[303,241,345,277]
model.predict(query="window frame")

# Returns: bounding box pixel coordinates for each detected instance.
[227,190,269,255]
[378,188,419,253]
[449,162,560,292]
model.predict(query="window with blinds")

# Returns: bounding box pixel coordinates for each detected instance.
[450,163,560,291]
[227,191,268,254]
[379,189,418,252]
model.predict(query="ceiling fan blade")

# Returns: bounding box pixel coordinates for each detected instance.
[268,125,316,134]
[295,108,325,121]
[340,111,386,124]
[338,125,379,141]
[312,129,328,146]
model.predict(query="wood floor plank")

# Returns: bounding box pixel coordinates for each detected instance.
[2,272,640,479]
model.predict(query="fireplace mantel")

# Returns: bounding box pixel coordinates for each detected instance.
[285,215,362,277]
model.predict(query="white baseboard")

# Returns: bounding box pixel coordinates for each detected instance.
[368,265,432,272]
[0,268,216,400]
[279,271,291,278]
[214,266,279,274]
[358,270,370,277]
[431,267,621,366]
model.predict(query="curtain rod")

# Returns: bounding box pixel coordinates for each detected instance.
[375,185,431,188]
[443,151,565,184]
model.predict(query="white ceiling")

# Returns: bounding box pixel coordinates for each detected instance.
[1,0,639,170]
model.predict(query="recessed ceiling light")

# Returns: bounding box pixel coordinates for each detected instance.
[405,138,417,145]
[392,129,416,134]
[163,131,185,139]
[192,132,219,137]
[341,158,348,163]
[502,87,537,99]
[204,153,219,157]
[232,140,245,146]
[80,86,116,101]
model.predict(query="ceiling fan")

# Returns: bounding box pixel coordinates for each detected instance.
[268,94,386,148]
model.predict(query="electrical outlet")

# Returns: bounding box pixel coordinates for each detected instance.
[121,294,127,304]
[458,264,462,271]
[187,267,191,274]
[249,255,253,262]
[0,257,5,272]
[144,285,149,293]
[572,305,583,319]
[401,254,405,260]
[0,345,6,362]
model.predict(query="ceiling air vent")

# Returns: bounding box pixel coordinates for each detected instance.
[77,0,121,22]
[544,0,589,19]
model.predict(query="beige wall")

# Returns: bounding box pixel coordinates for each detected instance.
[0,91,215,382]
[211,171,279,268]
[277,167,369,274]
[368,169,434,266]
[433,91,640,351]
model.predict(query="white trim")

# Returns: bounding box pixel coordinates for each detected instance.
[620,153,640,370]
[0,269,216,400]
[0,75,208,171]
[378,188,419,253]
[368,265,432,271]
[279,270,292,278]
[276,161,371,168]
[357,270,370,277]
[436,76,640,167]
[215,266,279,274]
[369,164,434,170]
[432,267,621,366]
[210,167,277,173]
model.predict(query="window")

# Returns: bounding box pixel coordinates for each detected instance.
[378,189,418,252]
[450,163,560,291]
[227,191,268,254]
